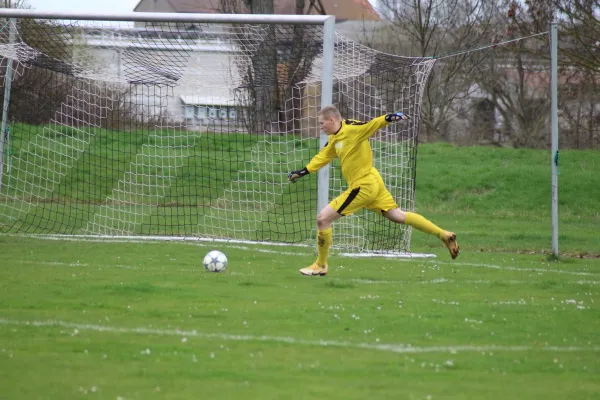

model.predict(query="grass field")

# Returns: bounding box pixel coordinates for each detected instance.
[1,125,600,399]
[1,123,599,254]
[0,237,599,399]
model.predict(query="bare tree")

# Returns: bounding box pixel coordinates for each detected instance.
[0,1,77,125]
[243,0,281,133]
[477,50,551,146]
[558,68,600,148]
[520,0,599,72]
[219,0,281,133]
[0,5,153,130]
[278,0,323,134]
[507,0,600,148]
[366,0,501,143]
[0,0,28,9]
[220,0,323,134]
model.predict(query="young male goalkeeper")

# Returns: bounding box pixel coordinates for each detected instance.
[288,105,459,276]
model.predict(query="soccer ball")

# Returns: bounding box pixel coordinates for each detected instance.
[203,250,227,272]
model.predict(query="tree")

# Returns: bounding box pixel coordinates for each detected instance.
[476,48,552,147]
[522,0,599,72]
[365,0,503,143]
[242,0,280,134]
[0,1,76,125]
[508,0,600,148]
[220,0,323,134]
[0,4,144,130]
[0,0,26,9]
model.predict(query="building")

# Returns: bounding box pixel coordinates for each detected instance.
[128,0,382,130]
[133,0,380,24]
[63,0,383,132]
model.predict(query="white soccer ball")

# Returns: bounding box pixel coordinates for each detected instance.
[203,250,228,272]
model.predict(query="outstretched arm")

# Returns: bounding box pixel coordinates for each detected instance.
[355,112,410,141]
[288,141,337,183]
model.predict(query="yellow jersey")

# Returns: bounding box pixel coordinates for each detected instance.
[306,115,389,187]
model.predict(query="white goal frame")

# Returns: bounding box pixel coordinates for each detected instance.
[0,8,335,219]
[0,8,438,258]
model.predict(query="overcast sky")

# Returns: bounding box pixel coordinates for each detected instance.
[25,0,141,13]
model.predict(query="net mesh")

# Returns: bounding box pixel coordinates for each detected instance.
[0,15,434,253]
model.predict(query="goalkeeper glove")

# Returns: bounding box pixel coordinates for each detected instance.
[385,112,410,122]
[288,167,309,183]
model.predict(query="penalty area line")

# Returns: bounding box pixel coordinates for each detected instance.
[428,260,599,277]
[8,234,436,258]
[0,318,598,355]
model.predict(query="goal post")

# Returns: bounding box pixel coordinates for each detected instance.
[317,16,334,217]
[0,17,15,195]
[0,9,435,255]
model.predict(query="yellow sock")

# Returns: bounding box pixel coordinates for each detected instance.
[316,227,332,266]
[405,212,444,239]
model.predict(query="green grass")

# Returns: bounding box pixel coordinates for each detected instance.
[1,125,600,398]
[1,123,599,255]
[411,143,599,256]
[414,143,600,217]
[0,123,321,240]
[0,237,599,399]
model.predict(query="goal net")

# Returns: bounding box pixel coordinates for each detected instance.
[0,12,434,254]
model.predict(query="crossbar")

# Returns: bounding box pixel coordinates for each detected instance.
[0,9,332,25]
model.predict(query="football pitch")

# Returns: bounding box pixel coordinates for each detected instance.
[1,235,599,399]
[1,138,599,398]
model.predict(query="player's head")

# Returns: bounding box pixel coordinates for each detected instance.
[318,106,342,135]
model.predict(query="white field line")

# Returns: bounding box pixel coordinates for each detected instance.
[412,260,599,277]
[340,277,600,285]
[8,234,314,257]
[15,233,312,248]
[339,252,436,258]
[8,234,434,258]
[8,234,600,276]
[0,318,598,355]
[9,260,600,285]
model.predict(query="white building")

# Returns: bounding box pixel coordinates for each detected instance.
[69,0,382,130]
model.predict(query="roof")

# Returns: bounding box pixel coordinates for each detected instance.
[133,0,381,21]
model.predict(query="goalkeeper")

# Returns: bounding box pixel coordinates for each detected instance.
[288,105,459,276]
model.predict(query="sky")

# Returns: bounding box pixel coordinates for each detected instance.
[25,0,141,13]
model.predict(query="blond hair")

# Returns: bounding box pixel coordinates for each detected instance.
[317,105,342,120]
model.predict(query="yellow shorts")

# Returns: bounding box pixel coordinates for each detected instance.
[329,171,398,216]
